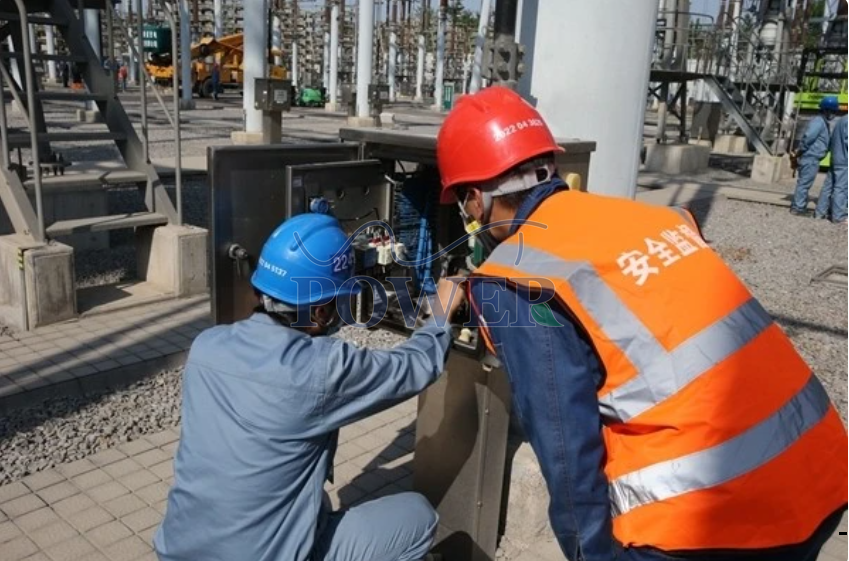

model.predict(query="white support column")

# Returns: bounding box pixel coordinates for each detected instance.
[124,0,137,84]
[328,2,339,109]
[45,24,57,83]
[415,34,424,102]
[355,0,375,119]
[272,14,282,67]
[243,0,269,133]
[214,0,224,38]
[434,5,446,111]
[469,0,491,94]
[323,31,330,88]
[388,30,397,102]
[292,41,299,86]
[519,0,658,197]
[179,0,194,108]
[84,10,101,112]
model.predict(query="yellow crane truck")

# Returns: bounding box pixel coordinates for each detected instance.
[145,33,286,98]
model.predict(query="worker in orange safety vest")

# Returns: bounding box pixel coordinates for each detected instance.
[436,86,848,561]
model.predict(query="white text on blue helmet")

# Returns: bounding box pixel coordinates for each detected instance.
[258,257,288,278]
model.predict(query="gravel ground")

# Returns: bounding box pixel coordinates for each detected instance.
[0,326,405,484]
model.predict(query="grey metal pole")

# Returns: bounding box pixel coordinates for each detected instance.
[106,1,116,94]
[415,33,424,101]
[136,0,149,163]
[214,0,223,38]
[45,24,58,82]
[12,0,44,241]
[388,29,396,101]
[0,57,9,168]
[329,2,339,107]
[179,0,192,107]
[470,0,491,93]
[355,0,375,118]
[244,0,268,133]
[434,0,446,110]
[84,10,102,112]
[166,7,183,225]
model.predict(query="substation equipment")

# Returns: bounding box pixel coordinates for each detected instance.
[208,128,595,561]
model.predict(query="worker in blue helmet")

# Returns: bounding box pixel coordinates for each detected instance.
[814,111,848,224]
[155,212,464,561]
[790,96,841,215]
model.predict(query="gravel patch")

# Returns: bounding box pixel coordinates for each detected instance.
[0,326,403,484]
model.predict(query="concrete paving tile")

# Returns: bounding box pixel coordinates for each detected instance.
[0,356,21,369]
[160,442,178,456]
[820,536,848,559]
[65,507,112,533]
[9,371,49,390]
[120,507,161,533]
[21,552,52,561]
[152,500,168,516]
[136,525,157,546]
[86,520,132,548]
[134,483,170,506]
[36,482,79,504]
[145,431,179,448]
[68,365,98,379]
[102,535,152,561]
[2,494,47,518]
[88,449,126,468]
[349,470,391,494]
[52,495,96,519]
[133,449,169,468]
[0,482,31,503]
[103,494,146,518]
[0,379,24,397]
[71,470,111,491]
[28,520,78,549]
[13,507,60,532]
[0,519,23,542]
[119,471,159,493]
[335,441,367,462]
[44,535,96,561]
[103,459,143,479]
[148,461,174,481]
[90,360,121,373]
[377,443,410,462]
[55,460,96,480]
[3,535,38,561]
[395,473,413,491]
[115,355,143,367]
[86,482,129,504]
[136,349,163,361]
[75,552,109,561]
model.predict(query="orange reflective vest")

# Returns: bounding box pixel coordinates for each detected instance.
[473,190,848,551]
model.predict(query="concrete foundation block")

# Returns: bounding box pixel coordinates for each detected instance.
[714,134,750,154]
[136,225,208,297]
[345,115,379,127]
[751,154,794,184]
[230,131,266,145]
[503,440,554,548]
[644,143,711,175]
[325,101,339,112]
[179,99,196,110]
[0,235,76,331]
[379,112,396,128]
[75,109,103,124]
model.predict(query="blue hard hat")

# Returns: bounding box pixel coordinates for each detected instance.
[251,213,359,307]
[820,96,840,112]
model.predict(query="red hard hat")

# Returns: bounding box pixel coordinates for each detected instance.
[436,86,563,204]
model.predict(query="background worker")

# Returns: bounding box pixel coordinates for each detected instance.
[791,96,840,216]
[437,86,848,561]
[815,112,848,224]
[154,212,463,561]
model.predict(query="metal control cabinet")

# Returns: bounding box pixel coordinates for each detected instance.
[254,78,293,112]
[208,129,595,561]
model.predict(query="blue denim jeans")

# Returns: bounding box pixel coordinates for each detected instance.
[619,506,845,561]
[792,156,822,212]
[816,166,848,222]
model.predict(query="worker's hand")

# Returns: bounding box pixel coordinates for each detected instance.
[436,277,467,321]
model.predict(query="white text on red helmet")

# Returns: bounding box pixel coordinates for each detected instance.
[493,118,545,142]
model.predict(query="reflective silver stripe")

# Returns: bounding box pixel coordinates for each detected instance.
[484,245,773,421]
[608,374,831,517]
[598,298,773,421]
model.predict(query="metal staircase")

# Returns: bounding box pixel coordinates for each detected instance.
[0,0,177,243]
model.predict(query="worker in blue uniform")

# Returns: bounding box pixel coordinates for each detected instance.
[154,212,463,561]
[815,113,848,224]
[791,96,840,215]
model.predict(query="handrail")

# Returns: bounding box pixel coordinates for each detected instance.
[12,0,44,242]
[160,0,182,225]
[0,62,31,129]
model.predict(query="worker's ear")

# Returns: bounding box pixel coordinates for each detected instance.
[465,187,486,222]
